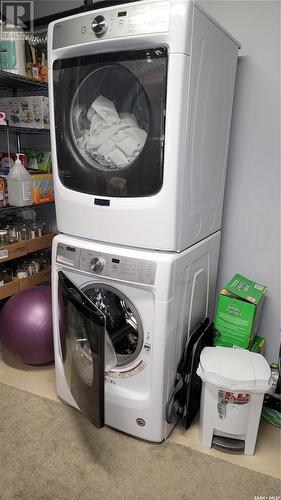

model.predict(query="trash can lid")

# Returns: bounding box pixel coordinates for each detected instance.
[197,347,272,391]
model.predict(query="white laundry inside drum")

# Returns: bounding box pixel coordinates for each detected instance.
[75,95,147,170]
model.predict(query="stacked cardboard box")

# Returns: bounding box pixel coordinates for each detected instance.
[0,96,49,129]
[214,274,267,349]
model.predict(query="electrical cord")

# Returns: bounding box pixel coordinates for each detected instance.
[261,407,281,428]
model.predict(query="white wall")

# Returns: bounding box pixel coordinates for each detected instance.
[199,0,280,362]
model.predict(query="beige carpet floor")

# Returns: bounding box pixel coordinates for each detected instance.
[0,383,280,500]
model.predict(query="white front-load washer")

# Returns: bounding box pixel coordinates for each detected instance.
[48,0,240,252]
[52,231,220,441]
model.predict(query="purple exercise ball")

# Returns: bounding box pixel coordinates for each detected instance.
[0,286,54,365]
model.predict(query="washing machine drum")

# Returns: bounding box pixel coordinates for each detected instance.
[71,64,150,172]
[83,286,143,366]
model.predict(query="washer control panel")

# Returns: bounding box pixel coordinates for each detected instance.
[80,249,156,285]
[53,1,170,49]
[56,244,156,285]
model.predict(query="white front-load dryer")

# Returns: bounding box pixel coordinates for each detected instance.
[52,231,220,441]
[48,0,240,251]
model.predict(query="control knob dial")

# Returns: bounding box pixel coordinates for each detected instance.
[92,15,108,36]
[90,257,105,273]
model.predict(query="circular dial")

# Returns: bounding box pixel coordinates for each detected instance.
[92,15,108,36]
[90,257,105,273]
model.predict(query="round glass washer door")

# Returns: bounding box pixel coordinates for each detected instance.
[70,64,150,172]
[82,284,144,368]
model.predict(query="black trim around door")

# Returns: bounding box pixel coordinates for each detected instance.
[58,271,105,428]
[52,47,168,198]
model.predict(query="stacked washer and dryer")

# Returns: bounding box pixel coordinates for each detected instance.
[48,0,240,441]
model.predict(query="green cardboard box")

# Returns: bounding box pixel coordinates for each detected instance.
[214,274,267,349]
[250,335,265,354]
[25,150,52,172]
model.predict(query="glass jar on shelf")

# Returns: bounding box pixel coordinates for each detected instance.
[14,221,21,241]
[29,221,40,240]
[15,263,28,279]
[38,250,50,269]
[5,223,19,244]
[18,222,30,241]
[31,257,41,273]
[37,222,43,237]
[0,267,4,287]
[0,229,8,247]
[26,259,37,276]
[37,216,49,235]
[2,266,14,283]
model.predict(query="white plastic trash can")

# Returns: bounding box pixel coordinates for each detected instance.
[196,347,272,455]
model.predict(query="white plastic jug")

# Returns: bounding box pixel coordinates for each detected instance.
[7,154,33,206]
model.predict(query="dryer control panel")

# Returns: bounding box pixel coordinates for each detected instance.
[52,1,170,49]
[56,244,156,285]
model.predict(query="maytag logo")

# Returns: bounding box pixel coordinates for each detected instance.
[1,1,34,39]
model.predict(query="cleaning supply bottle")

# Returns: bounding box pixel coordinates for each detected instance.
[7,154,33,206]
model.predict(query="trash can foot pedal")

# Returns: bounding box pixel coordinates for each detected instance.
[212,435,245,451]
